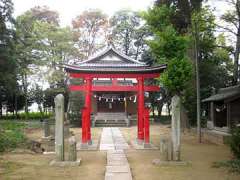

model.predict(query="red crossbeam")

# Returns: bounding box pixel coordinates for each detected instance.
[70,73,160,79]
[69,85,160,92]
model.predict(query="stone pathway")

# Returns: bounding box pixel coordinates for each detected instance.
[100,128,132,180]
[100,127,129,150]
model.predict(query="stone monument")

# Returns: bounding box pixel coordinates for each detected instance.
[54,94,65,161]
[171,95,181,161]
[50,94,81,166]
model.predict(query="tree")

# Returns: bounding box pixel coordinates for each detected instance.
[30,84,44,114]
[110,10,149,59]
[0,0,16,116]
[15,11,42,113]
[219,0,240,84]
[15,6,77,113]
[155,0,203,33]
[144,5,193,95]
[72,9,108,59]
[30,6,59,25]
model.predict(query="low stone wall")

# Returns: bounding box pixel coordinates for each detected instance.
[189,128,230,145]
[202,129,230,145]
[129,116,154,126]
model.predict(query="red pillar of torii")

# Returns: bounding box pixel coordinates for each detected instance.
[137,77,144,143]
[68,73,162,146]
[84,77,92,144]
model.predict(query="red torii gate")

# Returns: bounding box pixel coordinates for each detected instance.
[67,72,163,146]
[64,46,166,147]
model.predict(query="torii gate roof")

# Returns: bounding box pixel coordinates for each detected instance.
[64,47,166,74]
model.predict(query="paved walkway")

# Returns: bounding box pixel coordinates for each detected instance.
[100,128,132,180]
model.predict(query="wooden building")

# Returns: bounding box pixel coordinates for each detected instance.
[64,47,166,146]
[203,84,240,133]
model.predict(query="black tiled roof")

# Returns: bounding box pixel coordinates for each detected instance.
[64,64,167,73]
[202,85,240,102]
[64,46,167,73]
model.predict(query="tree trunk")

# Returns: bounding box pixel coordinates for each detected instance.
[233,25,240,84]
[22,73,29,114]
[0,92,2,117]
[158,103,163,118]
[14,94,18,117]
[167,102,171,117]
[152,105,155,118]
[194,20,202,143]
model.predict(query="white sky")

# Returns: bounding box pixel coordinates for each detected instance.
[12,0,154,26]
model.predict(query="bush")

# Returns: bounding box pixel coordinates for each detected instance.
[0,121,26,152]
[230,127,240,159]
[0,112,52,120]
[213,159,240,173]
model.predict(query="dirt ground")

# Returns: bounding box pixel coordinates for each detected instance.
[122,125,240,180]
[1,124,240,180]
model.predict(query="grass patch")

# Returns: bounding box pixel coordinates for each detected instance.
[0,158,24,175]
[153,115,171,124]
[0,112,52,121]
[0,121,27,152]
[212,159,240,174]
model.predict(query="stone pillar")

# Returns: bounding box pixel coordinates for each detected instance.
[159,137,169,161]
[68,136,77,161]
[171,95,181,161]
[43,119,50,138]
[137,77,144,143]
[54,94,64,161]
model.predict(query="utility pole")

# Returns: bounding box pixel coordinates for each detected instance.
[194,20,201,143]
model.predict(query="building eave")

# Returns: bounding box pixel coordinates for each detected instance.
[73,46,146,66]
[64,64,167,74]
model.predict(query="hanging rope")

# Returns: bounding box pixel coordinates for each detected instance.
[93,94,137,103]
[215,104,226,112]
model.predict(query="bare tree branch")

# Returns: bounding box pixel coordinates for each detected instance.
[215,24,237,35]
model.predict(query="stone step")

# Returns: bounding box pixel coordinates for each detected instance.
[96,120,126,123]
[95,123,127,127]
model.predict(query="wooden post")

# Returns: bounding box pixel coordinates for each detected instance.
[227,103,231,131]
[210,102,215,127]
[81,108,87,144]
[137,77,144,143]
[83,77,92,144]
[144,107,150,145]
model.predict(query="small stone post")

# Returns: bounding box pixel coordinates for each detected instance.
[43,119,50,138]
[55,94,64,161]
[68,136,77,161]
[159,137,169,161]
[171,95,181,161]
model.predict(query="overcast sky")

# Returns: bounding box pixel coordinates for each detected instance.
[12,0,154,26]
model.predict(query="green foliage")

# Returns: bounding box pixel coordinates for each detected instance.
[65,78,84,126]
[229,127,240,160]
[148,26,189,62]
[154,0,203,33]
[153,115,171,124]
[143,5,173,33]
[0,112,52,120]
[213,159,240,174]
[0,0,17,116]
[72,9,108,58]
[144,5,192,95]
[110,9,148,59]
[160,57,193,95]
[220,1,240,84]
[0,121,26,152]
